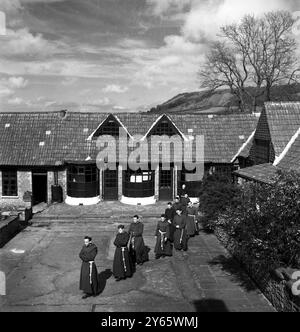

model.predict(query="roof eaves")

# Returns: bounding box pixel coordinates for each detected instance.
[274,126,300,166]
[230,130,256,163]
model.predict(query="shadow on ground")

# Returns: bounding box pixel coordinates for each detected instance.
[193,299,229,312]
[98,269,113,294]
[208,255,257,292]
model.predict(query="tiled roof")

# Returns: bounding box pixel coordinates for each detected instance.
[278,134,300,173]
[0,111,258,166]
[234,163,278,184]
[264,102,300,157]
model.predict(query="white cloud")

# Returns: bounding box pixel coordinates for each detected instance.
[8,76,28,89]
[147,0,192,16]
[182,0,296,42]
[0,0,21,13]
[102,84,129,94]
[113,105,127,110]
[0,28,63,58]
[86,97,112,106]
[0,76,28,103]
[0,0,66,13]
[0,86,13,99]
[7,96,26,105]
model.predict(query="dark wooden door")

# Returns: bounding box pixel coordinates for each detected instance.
[159,168,173,201]
[103,170,118,200]
[32,172,48,205]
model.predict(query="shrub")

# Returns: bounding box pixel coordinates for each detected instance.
[198,173,241,232]
[221,170,300,271]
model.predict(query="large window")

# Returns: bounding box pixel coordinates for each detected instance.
[2,171,18,196]
[123,169,154,198]
[67,165,99,198]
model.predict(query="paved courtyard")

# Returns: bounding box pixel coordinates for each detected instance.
[0,203,275,312]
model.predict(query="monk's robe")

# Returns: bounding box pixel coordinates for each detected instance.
[113,232,133,279]
[178,188,187,199]
[79,243,100,296]
[172,201,182,213]
[180,197,191,215]
[165,207,176,242]
[129,222,149,265]
[154,220,173,258]
[173,214,188,251]
[186,205,199,237]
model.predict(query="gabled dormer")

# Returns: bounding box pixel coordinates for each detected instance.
[143,114,187,139]
[249,108,275,165]
[88,114,131,140]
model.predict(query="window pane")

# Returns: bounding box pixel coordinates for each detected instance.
[2,171,17,196]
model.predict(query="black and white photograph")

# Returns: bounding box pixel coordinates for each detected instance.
[0,0,299,317]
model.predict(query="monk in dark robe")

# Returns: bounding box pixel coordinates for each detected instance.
[129,215,149,265]
[178,183,187,200]
[173,209,188,251]
[154,214,173,259]
[113,225,133,281]
[186,201,199,237]
[180,193,191,215]
[172,196,182,214]
[165,202,175,242]
[79,236,101,299]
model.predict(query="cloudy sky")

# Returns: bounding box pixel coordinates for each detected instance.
[0,0,299,112]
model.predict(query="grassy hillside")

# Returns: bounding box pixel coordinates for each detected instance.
[148,84,300,115]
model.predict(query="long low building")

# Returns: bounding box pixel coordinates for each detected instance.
[0,110,259,208]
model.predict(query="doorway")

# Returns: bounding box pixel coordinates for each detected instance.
[32,171,48,205]
[159,167,173,201]
[103,170,118,200]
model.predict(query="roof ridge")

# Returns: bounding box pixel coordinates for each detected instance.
[265,101,300,109]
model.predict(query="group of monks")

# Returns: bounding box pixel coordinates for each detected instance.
[79,184,200,299]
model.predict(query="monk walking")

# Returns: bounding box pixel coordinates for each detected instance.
[129,215,149,265]
[112,225,133,281]
[165,202,175,242]
[79,236,101,299]
[154,214,173,259]
[186,201,199,237]
[173,209,188,251]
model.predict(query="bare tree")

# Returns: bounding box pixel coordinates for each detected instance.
[199,11,300,112]
[199,41,249,112]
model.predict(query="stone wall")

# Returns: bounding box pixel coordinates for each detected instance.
[215,227,300,312]
[0,171,32,209]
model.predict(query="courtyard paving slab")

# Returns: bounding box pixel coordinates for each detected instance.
[0,203,275,312]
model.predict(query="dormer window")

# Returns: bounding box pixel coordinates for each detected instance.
[92,115,122,139]
[150,116,181,137]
